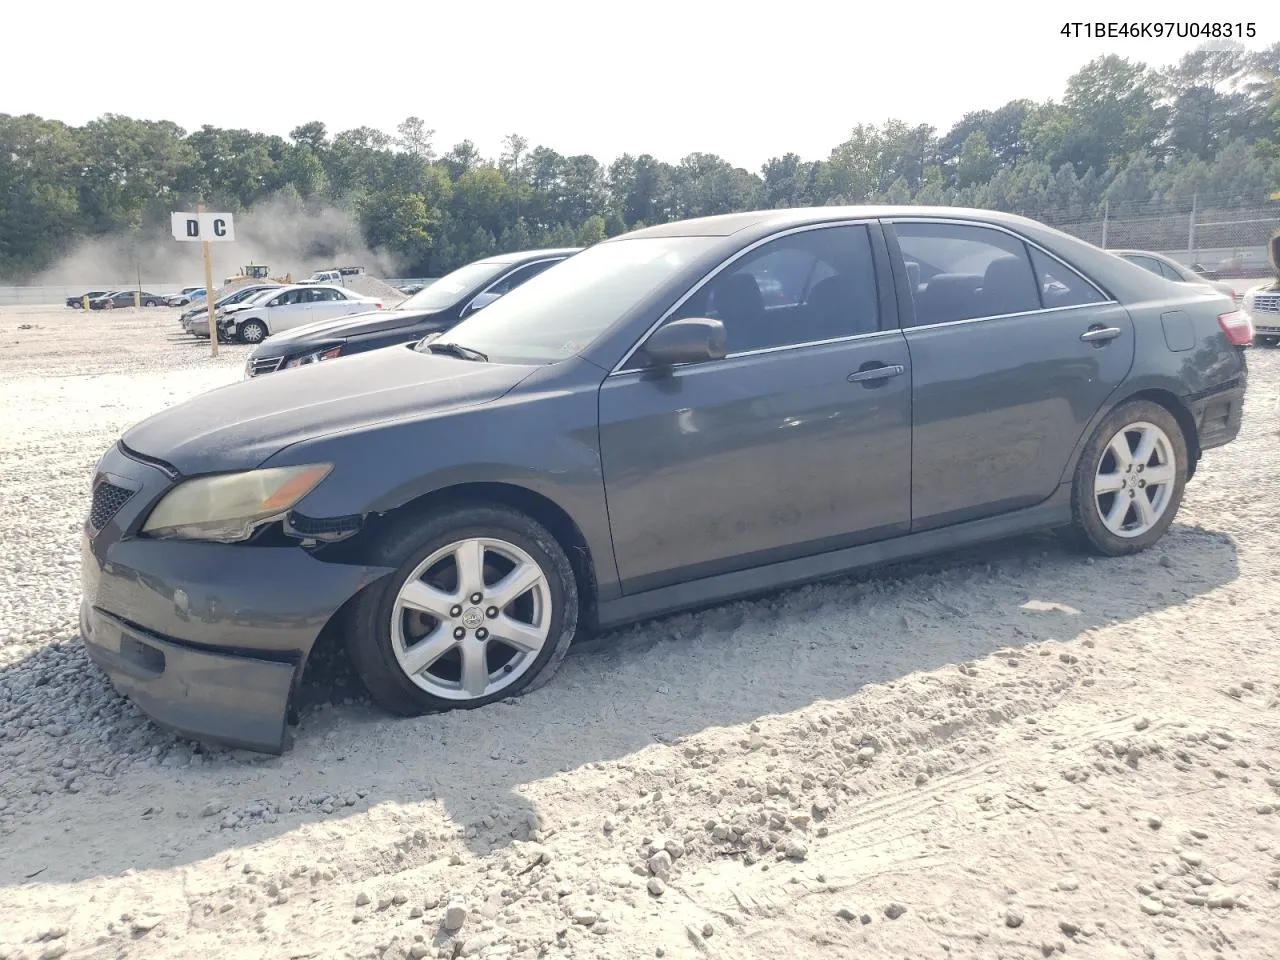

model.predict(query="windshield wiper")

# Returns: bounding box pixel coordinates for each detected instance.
[425,341,488,362]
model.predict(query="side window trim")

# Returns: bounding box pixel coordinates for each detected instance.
[883,217,1116,330]
[609,219,892,376]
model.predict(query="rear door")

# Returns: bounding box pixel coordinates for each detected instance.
[310,286,353,319]
[886,218,1135,531]
[266,288,315,332]
[598,221,913,594]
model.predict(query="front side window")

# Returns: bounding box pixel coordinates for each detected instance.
[895,222,1042,326]
[664,225,879,355]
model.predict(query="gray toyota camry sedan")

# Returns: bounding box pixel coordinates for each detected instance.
[80,206,1252,753]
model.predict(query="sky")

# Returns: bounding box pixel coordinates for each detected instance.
[3,1,1269,171]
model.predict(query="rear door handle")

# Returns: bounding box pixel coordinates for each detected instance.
[1080,326,1122,343]
[847,363,905,384]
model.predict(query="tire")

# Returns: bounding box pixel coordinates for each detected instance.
[145,299,158,307]
[238,319,267,344]
[1259,336,1279,347]
[1065,399,1188,556]
[343,504,579,716]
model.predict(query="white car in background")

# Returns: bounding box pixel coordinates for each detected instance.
[1239,232,1280,347]
[217,284,384,344]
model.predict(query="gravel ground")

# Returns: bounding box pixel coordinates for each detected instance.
[1,304,1278,960]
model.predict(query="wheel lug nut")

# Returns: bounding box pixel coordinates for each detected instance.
[486,606,498,619]
[453,626,466,640]
[450,605,462,618]
[476,628,489,641]
[470,592,483,604]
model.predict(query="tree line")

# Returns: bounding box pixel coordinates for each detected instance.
[2,42,1278,280]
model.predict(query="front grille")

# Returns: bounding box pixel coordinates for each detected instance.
[1250,293,1280,314]
[88,480,135,535]
[248,356,284,377]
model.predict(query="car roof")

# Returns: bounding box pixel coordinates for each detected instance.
[481,247,582,265]
[610,205,1090,241]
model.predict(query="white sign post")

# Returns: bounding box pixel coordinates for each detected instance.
[171,208,235,356]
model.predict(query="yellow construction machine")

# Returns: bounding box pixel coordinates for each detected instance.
[222,264,293,285]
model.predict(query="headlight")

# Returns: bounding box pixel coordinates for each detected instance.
[284,345,344,368]
[141,464,332,542]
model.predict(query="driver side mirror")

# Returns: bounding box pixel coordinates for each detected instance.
[637,317,727,368]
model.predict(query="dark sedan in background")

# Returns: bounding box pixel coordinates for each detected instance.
[66,290,110,308]
[89,290,166,309]
[242,248,579,377]
[81,206,1250,753]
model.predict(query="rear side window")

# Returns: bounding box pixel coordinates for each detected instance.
[1027,247,1107,308]
[894,222,1040,326]
[1123,254,1163,277]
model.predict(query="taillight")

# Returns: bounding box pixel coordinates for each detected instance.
[1217,310,1253,346]
[375,301,383,309]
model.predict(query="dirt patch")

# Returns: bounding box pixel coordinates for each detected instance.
[343,273,408,306]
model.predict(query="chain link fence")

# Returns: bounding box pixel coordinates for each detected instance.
[1041,194,1279,276]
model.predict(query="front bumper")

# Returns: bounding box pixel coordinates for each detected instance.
[79,442,393,753]
[81,600,300,753]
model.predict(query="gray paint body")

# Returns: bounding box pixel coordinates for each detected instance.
[81,206,1248,753]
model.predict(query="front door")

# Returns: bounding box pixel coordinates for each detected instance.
[887,219,1136,531]
[598,222,913,595]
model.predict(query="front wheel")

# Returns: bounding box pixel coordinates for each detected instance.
[344,505,579,716]
[1066,399,1188,556]
[1258,336,1279,347]
[238,319,267,344]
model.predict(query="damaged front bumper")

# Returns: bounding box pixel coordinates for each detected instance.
[79,442,392,753]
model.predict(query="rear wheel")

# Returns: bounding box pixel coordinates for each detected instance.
[344,505,579,716]
[238,319,267,344]
[1066,399,1188,556]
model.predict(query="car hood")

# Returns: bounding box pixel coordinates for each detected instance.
[122,346,534,475]
[252,308,443,354]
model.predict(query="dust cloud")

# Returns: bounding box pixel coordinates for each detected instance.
[33,193,403,286]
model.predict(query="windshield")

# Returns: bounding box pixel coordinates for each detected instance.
[398,260,512,312]
[419,237,720,364]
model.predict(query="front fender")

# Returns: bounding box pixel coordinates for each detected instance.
[262,360,622,600]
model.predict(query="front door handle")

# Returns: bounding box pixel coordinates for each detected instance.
[1080,326,1122,344]
[847,363,905,385]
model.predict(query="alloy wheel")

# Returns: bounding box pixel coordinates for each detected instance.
[390,537,552,701]
[1094,421,1176,538]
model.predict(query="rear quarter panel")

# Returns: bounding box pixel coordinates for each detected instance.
[1054,289,1246,482]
